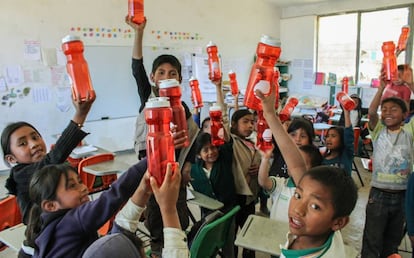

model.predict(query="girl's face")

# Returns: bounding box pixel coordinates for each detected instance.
[288,175,337,248]
[199,142,219,165]
[233,114,254,138]
[55,171,89,210]
[6,126,47,165]
[325,129,341,151]
[202,120,211,134]
[289,128,311,146]
[150,63,180,92]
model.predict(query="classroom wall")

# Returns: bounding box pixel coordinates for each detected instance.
[0,0,281,170]
[279,0,413,107]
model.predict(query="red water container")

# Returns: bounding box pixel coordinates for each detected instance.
[189,76,203,109]
[128,0,145,25]
[397,25,410,52]
[159,79,189,147]
[342,76,349,94]
[244,35,281,111]
[62,35,95,101]
[209,104,225,146]
[279,97,299,122]
[145,97,175,186]
[256,111,273,152]
[206,41,222,81]
[382,41,398,82]
[228,70,239,96]
[336,92,356,111]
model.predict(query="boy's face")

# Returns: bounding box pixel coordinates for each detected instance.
[6,126,47,165]
[288,175,346,247]
[150,63,180,93]
[54,171,90,210]
[381,101,406,130]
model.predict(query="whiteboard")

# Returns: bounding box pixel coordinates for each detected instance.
[84,45,140,121]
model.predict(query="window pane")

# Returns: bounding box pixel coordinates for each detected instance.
[317,14,358,85]
[359,7,409,85]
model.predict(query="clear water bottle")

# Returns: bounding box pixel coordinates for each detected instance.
[209,104,225,146]
[206,41,222,81]
[244,35,281,111]
[145,97,176,186]
[158,79,189,147]
[61,35,95,101]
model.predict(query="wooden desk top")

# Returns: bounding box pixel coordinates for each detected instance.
[0,223,26,252]
[187,188,224,211]
[235,215,288,255]
[83,159,130,176]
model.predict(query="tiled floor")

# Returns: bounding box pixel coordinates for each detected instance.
[0,154,412,258]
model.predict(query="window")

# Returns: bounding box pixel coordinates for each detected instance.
[317,6,411,85]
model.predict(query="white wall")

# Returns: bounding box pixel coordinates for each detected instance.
[0,0,281,170]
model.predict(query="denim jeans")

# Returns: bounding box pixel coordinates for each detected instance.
[361,187,406,258]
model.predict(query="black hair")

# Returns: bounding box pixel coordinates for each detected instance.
[288,118,315,143]
[381,96,408,113]
[201,117,211,130]
[1,121,41,165]
[151,54,182,82]
[195,132,212,156]
[300,165,357,218]
[299,144,323,168]
[26,164,75,252]
[230,109,253,134]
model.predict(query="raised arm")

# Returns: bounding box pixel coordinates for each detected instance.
[258,147,275,191]
[256,89,306,185]
[211,77,230,142]
[125,16,146,59]
[343,106,351,128]
[72,90,95,126]
[368,69,386,130]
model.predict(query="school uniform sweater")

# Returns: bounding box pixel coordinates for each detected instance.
[5,121,87,224]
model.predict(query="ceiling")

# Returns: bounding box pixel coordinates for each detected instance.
[266,0,337,7]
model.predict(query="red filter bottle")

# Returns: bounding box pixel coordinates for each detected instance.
[158,79,189,147]
[189,76,203,109]
[244,35,281,111]
[206,41,222,81]
[256,111,273,152]
[209,104,225,146]
[128,0,145,24]
[382,41,398,82]
[62,35,95,101]
[279,97,299,122]
[145,97,175,186]
[336,92,356,111]
[342,76,349,94]
[397,25,410,52]
[228,70,239,96]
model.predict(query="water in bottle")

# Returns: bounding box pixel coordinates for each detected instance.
[144,97,175,186]
[158,79,189,147]
[128,0,145,24]
[279,97,299,122]
[228,70,239,96]
[206,41,222,81]
[244,35,281,111]
[189,76,203,109]
[382,41,398,82]
[209,104,225,146]
[256,111,273,152]
[62,35,95,101]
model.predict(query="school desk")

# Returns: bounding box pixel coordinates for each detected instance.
[186,188,224,223]
[82,159,130,176]
[0,223,25,252]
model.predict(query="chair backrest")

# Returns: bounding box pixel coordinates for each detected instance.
[190,205,240,257]
[78,153,117,194]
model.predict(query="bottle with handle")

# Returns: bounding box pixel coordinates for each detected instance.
[244,35,281,111]
[206,41,222,81]
[158,79,189,147]
[144,97,176,187]
[128,0,145,24]
[228,70,239,96]
[61,35,95,101]
[256,111,273,152]
[209,104,225,146]
[279,97,299,122]
[189,76,203,109]
[381,41,398,82]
